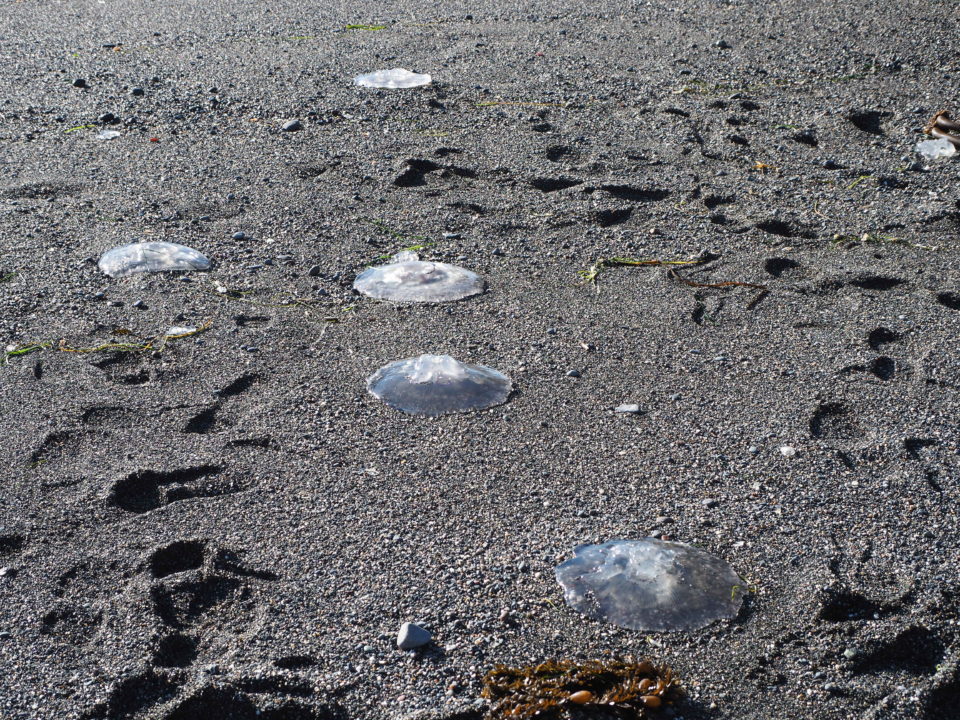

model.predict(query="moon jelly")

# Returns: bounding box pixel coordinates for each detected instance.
[99,242,211,278]
[367,354,511,416]
[354,253,483,303]
[554,539,745,632]
[354,68,432,89]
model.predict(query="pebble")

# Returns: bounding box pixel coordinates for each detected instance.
[702,498,719,508]
[614,403,641,414]
[282,119,303,132]
[714,39,732,49]
[130,87,144,96]
[72,78,87,88]
[308,265,321,277]
[0,631,10,640]
[132,300,146,309]
[843,648,857,659]
[0,567,14,577]
[779,445,797,458]
[98,112,117,125]
[397,622,431,650]
[565,369,581,378]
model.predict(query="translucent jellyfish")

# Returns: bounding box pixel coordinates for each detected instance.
[99,242,211,278]
[354,253,483,303]
[354,68,432,89]
[916,137,957,160]
[554,539,745,632]
[367,354,511,416]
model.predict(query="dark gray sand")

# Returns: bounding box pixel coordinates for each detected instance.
[1,1,959,718]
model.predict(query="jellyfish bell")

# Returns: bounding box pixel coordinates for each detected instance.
[99,241,211,278]
[354,253,484,303]
[367,354,511,416]
[354,68,432,89]
[554,539,745,632]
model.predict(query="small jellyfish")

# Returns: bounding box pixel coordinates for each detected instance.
[554,539,745,632]
[353,68,432,89]
[367,354,511,416]
[916,137,957,160]
[99,242,211,278]
[354,253,483,303]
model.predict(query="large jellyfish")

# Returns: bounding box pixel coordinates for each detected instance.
[354,252,484,303]
[99,242,211,278]
[367,354,511,416]
[353,68,432,89]
[554,539,745,632]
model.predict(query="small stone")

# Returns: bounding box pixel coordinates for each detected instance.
[0,567,14,578]
[232,231,248,240]
[779,445,797,458]
[843,648,857,660]
[132,299,146,309]
[748,446,759,454]
[614,403,641,414]
[715,39,732,49]
[0,631,10,640]
[130,87,144,96]
[107,300,124,307]
[98,112,117,125]
[308,265,321,277]
[566,369,581,378]
[282,119,303,132]
[397,622,431,650]
[702,498,719,508]
[72,78,87,88]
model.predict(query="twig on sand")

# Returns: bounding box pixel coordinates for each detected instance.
[579,257,703,287]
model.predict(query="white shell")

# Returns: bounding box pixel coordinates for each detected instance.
[354,68,432,89]
[554,539,745,632]
[367,354,511,416]
[354,256,483,303]
[98,242,211,278]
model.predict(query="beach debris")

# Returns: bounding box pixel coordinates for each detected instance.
[96,129,121,140]
[554,539,745,632]
[367,354,511,416]
[482,658,681,719]
[916,137,957,160]
[397,622,432,650]
[99,241,211,278]
[779,445,796,458]
[579,256,703,286]
[354,68,432,89]
[924,110,960,149]
[354,253,484,303]
[615,403,641,414]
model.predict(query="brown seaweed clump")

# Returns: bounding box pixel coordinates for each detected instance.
[925,110,960,149]
[481,658,681,719]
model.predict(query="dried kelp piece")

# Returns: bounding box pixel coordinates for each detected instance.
[99,242,211,278]
[354,68,431,89]
[554,539,745,632]
[482,658,681,719]
[367,354,511,416]
[354,253,484,302]
[924,110,960,150]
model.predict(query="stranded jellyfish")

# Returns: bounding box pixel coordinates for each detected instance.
[354,252,484,303]
[99,242,211,278]
[353,68,432,89]
[554,539,745,632]
[367,354,511,416]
